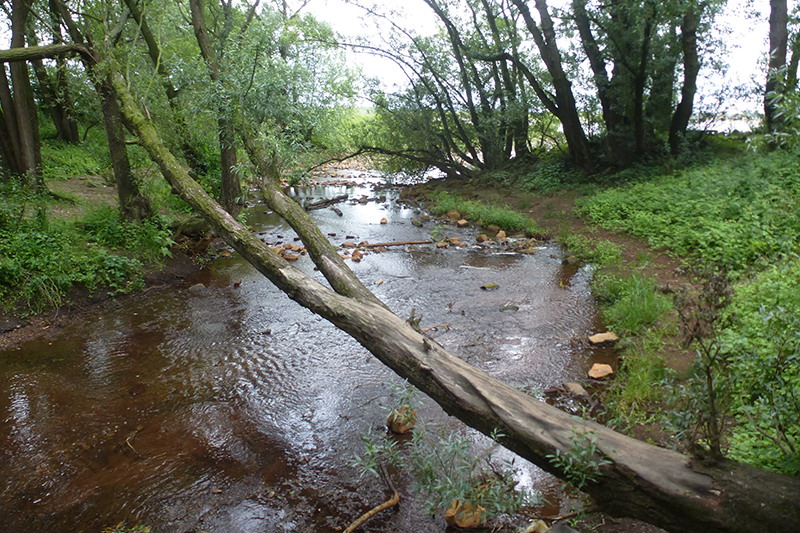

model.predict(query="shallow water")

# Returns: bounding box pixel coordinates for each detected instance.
[0,174,604,532]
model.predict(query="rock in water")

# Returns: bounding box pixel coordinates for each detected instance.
[379,217,388,224]
[457,219,469,227]
[445,500,485,529]
[589,331,619,344]
[386,405,416,434]
[588,363,614,379]
[562,382,590,398]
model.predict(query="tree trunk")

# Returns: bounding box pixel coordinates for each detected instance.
[670,10,700,154]
[9,0,42,187]
[49,0,151,220]
[110,65,800,533]
[189,0,241,216]
[512,0,593,170]
[101,82,151,221]
[123,0,208,174]
[26,29,79,143]
[766,0,788,130]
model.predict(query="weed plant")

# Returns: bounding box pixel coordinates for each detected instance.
[428,192,540,234]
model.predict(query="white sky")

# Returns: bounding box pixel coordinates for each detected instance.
[304,0,770,116]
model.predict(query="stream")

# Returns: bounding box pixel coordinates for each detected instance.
[0,172,608,532]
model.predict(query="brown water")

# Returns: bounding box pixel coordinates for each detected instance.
[0,174,606,532]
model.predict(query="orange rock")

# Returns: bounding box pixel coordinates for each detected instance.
[380,218,388,224]
[589,332,619,345]
[588,363,614,379]
[457,219,469,228]
[351,250,363,262]
[449,237,462,244]
[476,234,488,243]
[445,500,485,528]
[446,209,461,220]
[387,405,416,434]
[496,230,507,240]
[436,241,449,248]
[283,253,299,262]
[342,241,357,248]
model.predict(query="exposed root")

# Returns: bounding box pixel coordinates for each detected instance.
[343,463,400,532]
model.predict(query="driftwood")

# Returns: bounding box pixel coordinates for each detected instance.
[305,194,348,210]
[111,66,800,533]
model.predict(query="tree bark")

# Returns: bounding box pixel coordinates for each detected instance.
[512,0,592,170]
[766,0,788,130]
[50,0,151,220]
[189,0,242,216]
[8,0,42,186]
[109,64,800,533]
[123,0,208,174]
[669,10,700,154]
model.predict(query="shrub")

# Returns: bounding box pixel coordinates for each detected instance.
[428,192,540,234]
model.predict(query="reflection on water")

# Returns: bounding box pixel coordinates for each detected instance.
[0,175,601,532]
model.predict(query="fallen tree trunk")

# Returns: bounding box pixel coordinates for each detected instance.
[110,68,800,533]
[305,194,349,210]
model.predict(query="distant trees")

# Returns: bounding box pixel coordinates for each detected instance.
[361,0,723,172]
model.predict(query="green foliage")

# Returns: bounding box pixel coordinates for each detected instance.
[546,431,611,490]
[40,137,108,181]
[594,273,673,336]
[560,234,622,268]
[577,151,800,274]
[519,157,580,194]
[352,383,538,523]
[0,188,172,315]
[80,206,174,263]
[429,192,540,234]
[721,261,800,473]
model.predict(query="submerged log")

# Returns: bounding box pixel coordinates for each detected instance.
[305,194,348,210]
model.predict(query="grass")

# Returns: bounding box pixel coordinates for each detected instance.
[428,191,541,234]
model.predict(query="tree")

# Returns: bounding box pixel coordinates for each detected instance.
[49,0,152,221]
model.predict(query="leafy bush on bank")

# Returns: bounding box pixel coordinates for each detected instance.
[0,187,173,315]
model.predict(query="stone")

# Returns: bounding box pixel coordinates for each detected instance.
[521,520,549,533]
[351,250,363,262]
[446,209,461,220]
[448,237,461,244]
[421,215,431,221]
[387,405,416,434]
[476,234,488,243]
[563,255,580,266]
[411,219,423,227]
[549,523,580,533]
[480,283,499,291]
[485,224,500,233]
[445,500,485,529]
[379,218,388,224]
[589,332,619,345]
[499,302,519,312]
[457,219,469,228]
[588,363,614,379]
[188,283,205,291]
[282,253,299,262]
[341,241,357,248]
[496,229,507,240]
[562,382,590,398]
[436,241,449,248]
